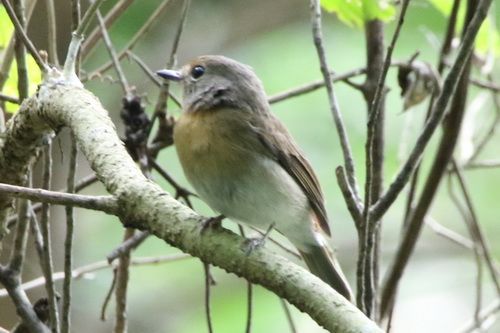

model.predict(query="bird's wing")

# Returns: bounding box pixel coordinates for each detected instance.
[251,112,331,235]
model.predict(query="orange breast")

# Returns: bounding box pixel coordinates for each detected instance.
[173,109,254,186]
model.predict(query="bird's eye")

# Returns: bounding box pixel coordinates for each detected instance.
[190,65,205,79]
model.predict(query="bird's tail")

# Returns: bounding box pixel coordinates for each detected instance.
[298,241,353,301]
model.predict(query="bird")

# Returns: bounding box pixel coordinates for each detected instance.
[156,55,353,300]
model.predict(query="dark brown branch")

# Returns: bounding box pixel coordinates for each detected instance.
[370,0,492,222]
[379,0,492,318]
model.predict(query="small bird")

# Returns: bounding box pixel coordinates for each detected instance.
[157,55,352,300]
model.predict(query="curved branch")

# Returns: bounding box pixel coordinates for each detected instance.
[0,80,382,333]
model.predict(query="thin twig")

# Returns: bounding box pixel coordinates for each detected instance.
[455,299,500,333]
[365,0,412,209]
[0,182,118,213]
[361,0,412,317]
[308,0,359,200]
[8,182,30,273]
[12,0,29,102]
[44,0,59,66]
[467,75,500,163]
[6,174,98,229]
[81,0,135,58]
[268,68,367,104]
[86,0,173,77]
[101,268,117,321]
[28,208,44,260]
[0,254,192,298]
[107,231,150,263]
[379,0,493,318]
[280,299,297,333]
[153,0,190,116]
[370,0,493,222]
[0,93,20,104]
[0,266,50,332]
[335,167,363,229]
[425,217,474,249]
[238,225,252,333]
[75,0,106,37]
[0,0,46,71]
[149,158,196,207]
[465,160,500,170]
[203,262,214,333]
[96,11,131,98]
[61,137,77,333]
[447,171,484,327]
[469,78,500,92]
[452,161,500,296]
[125,51,182,107]
[113,228,134,333]
[39,144,60,333]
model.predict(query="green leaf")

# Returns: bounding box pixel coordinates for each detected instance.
[427,0,500,57]
[321,0,396,28]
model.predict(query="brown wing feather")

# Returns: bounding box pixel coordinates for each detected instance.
[251,113,331,235]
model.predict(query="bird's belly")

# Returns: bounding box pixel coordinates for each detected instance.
[188,152,313,246]
[174,111,316,247]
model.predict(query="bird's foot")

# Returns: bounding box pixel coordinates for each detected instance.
[242,223,275,255]
[243,237,266,255]
[200,215,225,232]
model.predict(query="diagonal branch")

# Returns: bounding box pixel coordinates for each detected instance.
[370,0,493,222]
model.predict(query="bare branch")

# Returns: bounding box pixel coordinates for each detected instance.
[96,11,131,98]
[44,0,59,65]
[0,183,118,213]
[39,144,60,333]
[0,266,50,333]
[0,254,192,297]
[0,93,20,104]
[6,174,98,229]
[82,0,135,58]
[370,0,493,221]
[87,0,173,77]
[61,137,78,333]
[107,231,150,263]
[309,0,360,201]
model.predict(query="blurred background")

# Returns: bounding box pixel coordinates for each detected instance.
[1,0,499,332]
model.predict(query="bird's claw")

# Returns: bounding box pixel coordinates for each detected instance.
[200,215,224,232]
[243,237,266,255]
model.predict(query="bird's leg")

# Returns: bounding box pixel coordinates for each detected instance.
[200,214,225,232]
[243,223,276,255]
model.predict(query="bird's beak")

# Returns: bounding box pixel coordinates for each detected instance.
[156,69,183,81]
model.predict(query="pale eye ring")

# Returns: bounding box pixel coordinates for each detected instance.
[190,65,205,79]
